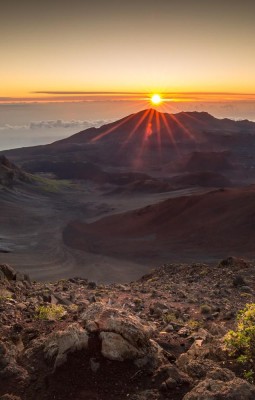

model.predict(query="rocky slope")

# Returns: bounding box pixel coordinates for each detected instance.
[0,156,31,188]
[1,257,255,399]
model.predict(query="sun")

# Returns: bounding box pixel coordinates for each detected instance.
[151,94,162,105]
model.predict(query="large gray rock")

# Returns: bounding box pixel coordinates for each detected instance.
[82,303,155,347]
[100,331,142,361]
[15,272,31,285]
[81,303,162,367]
[44,323,88,369]
[0,265,16,281]
[183,377,255,400]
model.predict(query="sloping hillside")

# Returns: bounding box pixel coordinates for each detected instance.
[63,187,255,262]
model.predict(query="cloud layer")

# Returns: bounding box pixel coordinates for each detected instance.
[0,119,111,131]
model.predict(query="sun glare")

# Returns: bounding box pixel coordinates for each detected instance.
[151,94,162,105]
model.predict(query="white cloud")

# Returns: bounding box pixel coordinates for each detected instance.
[0,124,28,130]
[0,119,111,131]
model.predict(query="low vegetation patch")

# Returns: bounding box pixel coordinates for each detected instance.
[224,303,255,383]
[36,304,66,320]
[0,290,13,302]
[30,175,73,193]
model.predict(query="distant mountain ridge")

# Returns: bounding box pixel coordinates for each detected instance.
[2,109,255,177]
[53,109,255,146]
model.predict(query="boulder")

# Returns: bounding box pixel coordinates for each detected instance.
[81,303,155,348]
[218,257,250,269]
[206,367,235,382]
[0,265,16,281]
[44,323,88,369]
[177,340,211,373]
[81,303,162,367]
[15,272,31,284]
[100,331,141,361]
[183,377,255,400]
[155,363,191,391]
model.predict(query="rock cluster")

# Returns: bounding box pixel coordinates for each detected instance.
[0,258,255,399]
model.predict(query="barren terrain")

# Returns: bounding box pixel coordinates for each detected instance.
[0,179,211,282]
[1,109,255,282]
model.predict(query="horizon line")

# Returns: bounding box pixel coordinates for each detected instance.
[1,91,255,105]
[32,91,255,96]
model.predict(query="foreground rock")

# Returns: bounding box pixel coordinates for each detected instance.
[0,264,30,284]
[44,323,89,369]
[81,303,161,367]
[183,377,255,400]
[0,259,255,399]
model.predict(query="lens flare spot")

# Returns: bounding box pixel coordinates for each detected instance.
[151,94,162,105]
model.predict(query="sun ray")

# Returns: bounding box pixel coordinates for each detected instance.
[155,110,162,157]
[133,109,155,168]
[180,111,207,125]
[90,113,136,142]
[90,97,200,168]
[121,108,151,146]
[160,112,176,147]
[169,113,195,140]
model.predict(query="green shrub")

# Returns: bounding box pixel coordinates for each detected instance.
[0,290,12,302]
[187,319,202,329]
[163,312,182,324]
[224,303,255,379]
[36,304,66,320]
[243,369,254,384]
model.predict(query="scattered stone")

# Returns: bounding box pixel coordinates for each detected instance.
[87,281,97,289]
[183,377,255,400]
[89,357,100,372]
[240,285,253,293]
[233,275,246,287]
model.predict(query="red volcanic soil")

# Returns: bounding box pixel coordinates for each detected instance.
[108,179,173,195]
[182,151,233,172]
[169,171,232,188]
[63,187,255,263]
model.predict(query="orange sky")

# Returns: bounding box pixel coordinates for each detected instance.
[1,0,255,102]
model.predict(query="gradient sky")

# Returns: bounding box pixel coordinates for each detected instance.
[1,0,255,101]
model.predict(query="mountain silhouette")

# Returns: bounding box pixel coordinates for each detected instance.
[53,109,255,146]
[2,109,255,173]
